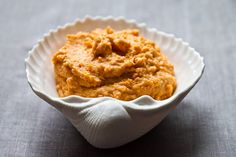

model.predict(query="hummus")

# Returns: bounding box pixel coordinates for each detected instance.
[52,27,176,101]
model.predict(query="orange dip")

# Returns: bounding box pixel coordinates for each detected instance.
[52,27,176,100]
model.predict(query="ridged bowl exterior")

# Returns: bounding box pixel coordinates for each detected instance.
[25,16,205,148]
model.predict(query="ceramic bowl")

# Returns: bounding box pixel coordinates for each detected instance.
[25,16,205,148]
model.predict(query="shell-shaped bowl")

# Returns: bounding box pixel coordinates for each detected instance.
[25,16,205,148]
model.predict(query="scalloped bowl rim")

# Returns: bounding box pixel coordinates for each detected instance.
[25,16,205,111]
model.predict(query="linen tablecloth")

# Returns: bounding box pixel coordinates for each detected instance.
[0,0,235,156]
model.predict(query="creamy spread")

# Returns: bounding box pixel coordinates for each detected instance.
[52,27,176,101]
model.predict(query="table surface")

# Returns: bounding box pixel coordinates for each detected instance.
[1,0,236,156]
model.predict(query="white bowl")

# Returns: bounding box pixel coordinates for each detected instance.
[25,16,205,148]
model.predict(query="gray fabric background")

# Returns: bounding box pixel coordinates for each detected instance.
[0,0,236,156]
